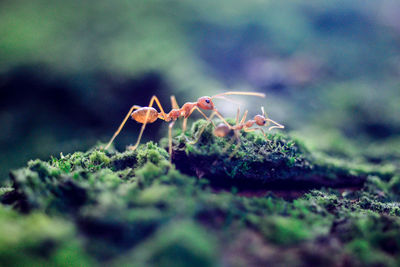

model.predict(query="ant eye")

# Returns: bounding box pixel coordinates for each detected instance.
[205,99,210,104]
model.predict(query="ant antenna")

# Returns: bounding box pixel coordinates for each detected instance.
[211,91,265,108]
[211,91,266,99]
[211,95,242,106]
[261,106,265,117]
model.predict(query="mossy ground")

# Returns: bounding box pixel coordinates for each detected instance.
[1,119,400,266]
[171,120,373,190]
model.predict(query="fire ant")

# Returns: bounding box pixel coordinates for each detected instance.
[191,106,284,158]
[103,92,265,160]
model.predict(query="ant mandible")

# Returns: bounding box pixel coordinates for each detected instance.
[191,106,284,158]
[103,91,265,159]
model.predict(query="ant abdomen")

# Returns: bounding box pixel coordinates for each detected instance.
[214,123,230,137]
[131,107,159,123]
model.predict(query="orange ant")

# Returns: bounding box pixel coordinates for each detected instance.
[103,92,265,160]
[191,106,284,158]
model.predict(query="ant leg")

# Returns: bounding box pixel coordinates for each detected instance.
[212,130,241,167]
[170,95,180,109]
[182,106,216,134]
[235,107,240,125]
[219,110,242,158]
[149,95,168,120]
[188,111,217,145]
[266,118,284,131]
[128,95,168,151]
[240,110,248,124]
[219,129,238,154]
[168,120,176,163]
[182,118,188,134]
[228,110,246,159]
[188,106,216,127]
[127,108,153,151]
[104,105,142,150]
[220,135,235,153]
[244,127,267,137]
[213,109,234,129]
[212,132,236,166]
[228,131,242,159]
[216,110,240,158]
[105,95,169,150]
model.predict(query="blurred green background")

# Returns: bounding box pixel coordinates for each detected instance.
[1,0,400,180]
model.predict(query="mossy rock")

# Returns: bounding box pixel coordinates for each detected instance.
[171,120,366,189]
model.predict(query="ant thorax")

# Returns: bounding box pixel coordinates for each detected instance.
[167,109,180,120]
[180,102,197,118]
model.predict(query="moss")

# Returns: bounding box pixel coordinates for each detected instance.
[89,150,111,167]
[136,142,170,167]
[334,214,400,266]
[0,206,92,267]
[259,216,313,245]
[137,185,176,205]
[346,239,396,267]
[1,119,400,266]
[115,220,217,267]
[0,187,13,197]
[388,176,400,196]
[170,119,366,189]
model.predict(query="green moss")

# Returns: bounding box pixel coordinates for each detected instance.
[170,119,366,189]
[89,150,111,166]
[136,142,170,167]
[0,206,92,267]
[116,221,217,267]
[1,119,400,266]
[0,187,12,197]
[135,162,168,188]
[137,185,176,205]
[260,216,313,245]
[389,176,400,196]
[346,239,396,267]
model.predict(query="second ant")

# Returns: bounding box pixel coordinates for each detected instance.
[191,106,284,158]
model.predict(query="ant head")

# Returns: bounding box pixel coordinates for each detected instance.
[197,96,214,110]
[254,115,267,126]
[254,106,268,126]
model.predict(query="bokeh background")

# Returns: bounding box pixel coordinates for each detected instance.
[1,0,400,181]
